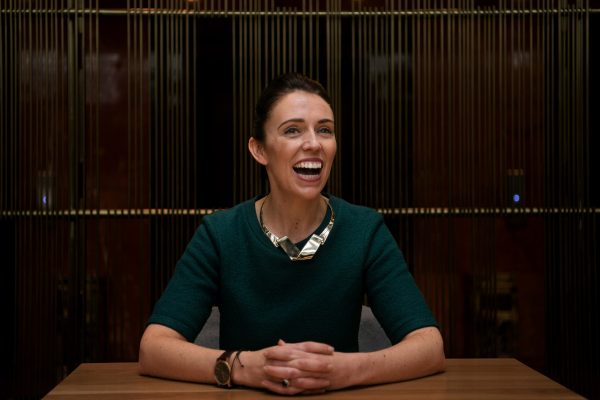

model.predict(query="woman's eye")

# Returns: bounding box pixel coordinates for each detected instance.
[318,127,334,135]
[284,127,300,135]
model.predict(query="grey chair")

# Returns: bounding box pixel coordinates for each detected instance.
[194,306,391,352]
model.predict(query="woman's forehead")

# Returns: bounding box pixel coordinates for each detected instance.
[270,91,334,121]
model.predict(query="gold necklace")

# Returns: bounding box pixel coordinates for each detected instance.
[259,196,335,261]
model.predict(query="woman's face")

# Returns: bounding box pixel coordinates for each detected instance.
[252,90,337,201]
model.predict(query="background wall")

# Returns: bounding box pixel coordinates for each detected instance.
[0,0,598,398]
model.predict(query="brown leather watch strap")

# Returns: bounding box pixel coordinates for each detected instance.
[218,350,234,362]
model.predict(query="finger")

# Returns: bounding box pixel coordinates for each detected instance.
[291,357,333,373]
[264,345,333,361]
[263,365,302,380]
[283,341,335,355]
[264,364,331,381]
[265,358,333,374]
[263,346,301,361]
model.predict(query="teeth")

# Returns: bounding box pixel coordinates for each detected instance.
[293,161,322,169]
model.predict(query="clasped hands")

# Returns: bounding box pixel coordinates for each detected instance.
[242,339,343,395]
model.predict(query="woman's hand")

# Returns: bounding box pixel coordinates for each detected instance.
[140,326,337,395]
[261,339,336,395]
[245,327,445,395]
[233,339,338,395]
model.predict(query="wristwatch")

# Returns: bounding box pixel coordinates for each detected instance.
[214,350,234,387]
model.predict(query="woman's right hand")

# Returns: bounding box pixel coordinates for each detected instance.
[140,325,335,395]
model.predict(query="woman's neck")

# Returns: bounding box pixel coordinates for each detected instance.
[260,193,327,244]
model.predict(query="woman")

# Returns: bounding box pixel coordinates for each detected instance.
[138,73,445,395]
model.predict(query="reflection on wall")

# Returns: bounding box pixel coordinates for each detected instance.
[0,1,598,399]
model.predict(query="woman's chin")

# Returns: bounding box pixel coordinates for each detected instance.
[294,185,328,200]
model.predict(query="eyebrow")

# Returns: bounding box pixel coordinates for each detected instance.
[277,118,335,129]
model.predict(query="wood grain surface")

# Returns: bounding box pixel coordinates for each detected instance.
[44,358,582,399]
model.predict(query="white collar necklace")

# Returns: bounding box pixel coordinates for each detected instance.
[259,196,335,261]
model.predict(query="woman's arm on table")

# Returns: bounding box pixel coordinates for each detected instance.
[138,323,334,393]
[261,326,445,395]
[138,324,222,383]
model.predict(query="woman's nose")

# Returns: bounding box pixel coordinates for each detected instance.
[302,130,320,150]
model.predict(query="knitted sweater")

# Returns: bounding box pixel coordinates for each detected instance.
[148,195,437,352]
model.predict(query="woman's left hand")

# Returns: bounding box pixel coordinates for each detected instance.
[262,339,344,395]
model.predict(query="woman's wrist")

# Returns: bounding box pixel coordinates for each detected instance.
[329,351,369,390]
[230,350,263,388]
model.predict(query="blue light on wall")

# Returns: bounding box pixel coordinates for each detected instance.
[507,169,524,208]
[36,172,54,209]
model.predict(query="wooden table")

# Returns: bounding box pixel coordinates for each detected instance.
[44,358,582,399]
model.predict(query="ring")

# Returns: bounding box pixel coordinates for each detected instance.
[281,379,290,388]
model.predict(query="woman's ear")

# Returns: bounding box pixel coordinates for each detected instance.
[248,137,268,166]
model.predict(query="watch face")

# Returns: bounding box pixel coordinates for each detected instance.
[214,360,231,386]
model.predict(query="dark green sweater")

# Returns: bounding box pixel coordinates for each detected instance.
[148,195,437,352]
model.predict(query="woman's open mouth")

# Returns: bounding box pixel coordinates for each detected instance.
[293,160,323,180]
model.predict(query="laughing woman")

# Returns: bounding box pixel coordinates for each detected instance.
[138,73,445,395]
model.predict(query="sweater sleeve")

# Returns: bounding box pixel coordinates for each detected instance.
[364,213,437,344]
[146,220,220,342]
